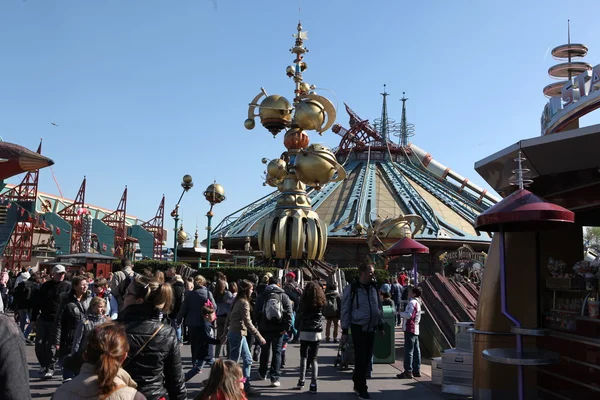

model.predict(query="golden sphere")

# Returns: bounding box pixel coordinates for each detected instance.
[267,158,287,182]
[244,118,255,130]
[299,82,311,93]
[294,99,325,131]
[259,95,293,135]
[294,144,338,187]
[204,183,226,204]
[177,227,189,245]
[285,65,295,77]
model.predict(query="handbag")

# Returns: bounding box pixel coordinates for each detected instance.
[123,324,164,367]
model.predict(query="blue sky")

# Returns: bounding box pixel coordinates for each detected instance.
[1,0,599,233]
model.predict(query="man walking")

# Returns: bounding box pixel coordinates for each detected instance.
[254,276,293,387]
[397,286,422,379]
[30,265,71,379]
[390,277,403,326]
[110,259,136,311]
[340,263,384,400]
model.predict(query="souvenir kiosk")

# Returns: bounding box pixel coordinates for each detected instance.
[473,39,600,399]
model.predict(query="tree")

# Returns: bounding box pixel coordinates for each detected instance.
[584,227,600,252]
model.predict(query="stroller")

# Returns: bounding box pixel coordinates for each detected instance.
[333,340,354,370]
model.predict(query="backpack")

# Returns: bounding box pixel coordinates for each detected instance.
[349,281,376,309]
[263,292,283,321]
[323,294,338,317]
[119,271,138,299]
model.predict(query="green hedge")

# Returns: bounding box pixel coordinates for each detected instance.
[134,260,191,273]
[340,267,390,283]
[125,261,281,284]
[192,267,281,283]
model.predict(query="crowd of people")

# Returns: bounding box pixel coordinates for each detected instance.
[0,261,423,400]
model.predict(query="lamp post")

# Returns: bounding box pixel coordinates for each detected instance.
[171,174,193,263]
[203,181,226,268]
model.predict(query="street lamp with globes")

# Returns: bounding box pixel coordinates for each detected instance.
[170,174,193,263]
[203,181,226,268]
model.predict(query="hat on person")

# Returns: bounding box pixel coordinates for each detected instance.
[52,265,66,274]
[286,271,296,279]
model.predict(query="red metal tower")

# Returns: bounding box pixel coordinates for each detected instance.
[3,142,42,270]
[332,103,404,155]
[102,187,127,258]
[58,177,86,253]
[141,196,165,260]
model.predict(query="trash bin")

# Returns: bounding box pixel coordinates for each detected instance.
[373,305,395,363]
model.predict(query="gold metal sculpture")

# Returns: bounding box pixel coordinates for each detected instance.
[245,21,346,260]
[366,214,424,252]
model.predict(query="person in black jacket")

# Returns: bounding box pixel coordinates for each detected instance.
[323,283,341,342]
[254,276,293,387]
[169,274,185,344]
[30,264,71,380]
[119,274,187,400]
[184,304,221,382]
[53,275,91,381]
[293,281,325,393]
[176,274,216,365]
[12,272,34,338]
[0,313,32,400]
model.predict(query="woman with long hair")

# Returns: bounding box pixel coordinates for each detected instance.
[223,280,265,396]
[118,275,186,400]
[213,279,233,358]
[53,275,92,381]
[53,322,145,399]
[293,281,326,393]
[194,359,246,400]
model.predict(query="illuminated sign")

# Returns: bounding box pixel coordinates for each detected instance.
[541,63,600,135]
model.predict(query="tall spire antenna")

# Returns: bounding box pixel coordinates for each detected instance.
[399,92,415,147]
[379,84,390,146]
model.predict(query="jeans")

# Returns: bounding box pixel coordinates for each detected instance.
[18,309,33,338]
[184,359,207,382]
[171,319,182,343]
[325,317,339,340]
[299,340,320,384]
[403,332,421,374]
[351,324,374,392]
[35,320,57,371]
[259,331,283,382]
[228,332,252,390]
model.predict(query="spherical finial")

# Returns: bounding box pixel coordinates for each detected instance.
[286,65,295,77]
[244,118,255,130]
[181,175,193,190]
[204,182,226,205]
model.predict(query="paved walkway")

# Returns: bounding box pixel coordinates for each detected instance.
[26,325,467,399]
